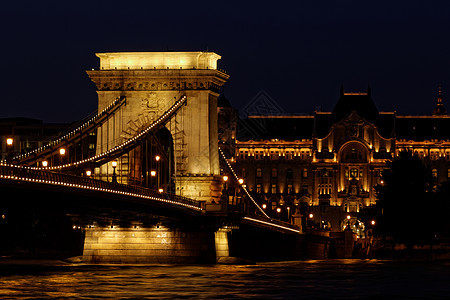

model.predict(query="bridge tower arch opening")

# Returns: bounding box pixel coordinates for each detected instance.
[87,52,229,203]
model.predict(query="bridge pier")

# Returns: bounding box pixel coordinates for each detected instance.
[83,226,216,264]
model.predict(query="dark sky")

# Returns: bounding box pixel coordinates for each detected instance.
[1,1,450,123]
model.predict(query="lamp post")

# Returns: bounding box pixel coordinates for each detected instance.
[59,148,66,166]
[112,161,117,183]
[155,155,161,189]
[151,170,156,188]
[5,138,13,162]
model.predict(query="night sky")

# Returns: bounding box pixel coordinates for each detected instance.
[1,1,450,123]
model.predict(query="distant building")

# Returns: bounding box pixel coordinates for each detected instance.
[0,118,95,162]
[225,87,450,234]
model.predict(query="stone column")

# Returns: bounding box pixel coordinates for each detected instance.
[87,52,229,202]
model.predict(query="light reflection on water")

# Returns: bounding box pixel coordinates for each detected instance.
[1,260,449,299]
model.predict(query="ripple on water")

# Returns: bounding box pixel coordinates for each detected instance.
[0,261,450,299]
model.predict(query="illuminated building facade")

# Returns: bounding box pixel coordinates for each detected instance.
[229,87,450,232]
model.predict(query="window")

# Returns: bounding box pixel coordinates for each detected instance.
[286,169,293,179]
[359,168,363,178]
[256,184,262,193]
[270,151,279,160]
[271,168,278,178]
[286,151,294,160]
[430,151,439,160]
[302,184,308,194]
[239,150,249,159]
[255,150,262,160]
[287,184,293,194]
[320,168,329,177]
[271,184,277,194]
[432,169,438,178]
[256,168,262,178]
[350,168,358,178]
[89,143,95,150]
[448,168,450,178]
[302,168,308,178]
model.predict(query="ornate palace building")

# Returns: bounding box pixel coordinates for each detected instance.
[224,87,450,233]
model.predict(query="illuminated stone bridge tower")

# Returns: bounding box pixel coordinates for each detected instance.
[87,52,229,202]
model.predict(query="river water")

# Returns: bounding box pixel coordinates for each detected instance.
[0,260,449,299]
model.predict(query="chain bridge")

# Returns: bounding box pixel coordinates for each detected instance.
[0,52,317,264]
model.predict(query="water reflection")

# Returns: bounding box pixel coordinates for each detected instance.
[1,260,449,299]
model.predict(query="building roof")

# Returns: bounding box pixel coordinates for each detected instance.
[235,88,449,142]
[237,116,314,141]
[331,88,378,123]
[395,116,450,141]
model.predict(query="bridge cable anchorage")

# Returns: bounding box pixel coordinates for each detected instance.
[22,95,187,171]
[8,96,127,164]
[218,147,270,219]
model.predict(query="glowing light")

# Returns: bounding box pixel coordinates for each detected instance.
[238,178,244,184]
[243,217,300,234]
[158,188,164,193]
[262,204,267,209]
[151,170,156,177]
[59,148,66,155]
[276,207,281,213]
[6,138,13,146]
[112,161,117,167]
[371,220,376,225]
[309,213,314,219]
[86,170,92,176]
[155,155,161,161]
[42,161,48,167]
[223,175,228,182]
[347,215,351,220]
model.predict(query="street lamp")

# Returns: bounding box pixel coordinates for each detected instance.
[155,155,160,162]
[59,148,66,165]
[150,170,156,177]
[6,138,13,146]
[238,178,244,185]
[262,203,267,209]
[42,160,48,167]
[276,207,281,213]
[371,220,376,226]
[158,188,164,193]
[112,161,117,183]
[86,170,92,177]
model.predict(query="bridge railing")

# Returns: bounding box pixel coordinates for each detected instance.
[0,164,203,211]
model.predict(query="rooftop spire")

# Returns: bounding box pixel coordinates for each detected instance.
[433,84,447,115]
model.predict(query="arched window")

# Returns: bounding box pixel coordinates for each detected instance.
[256,168,262,178]
[271,168,278,178]
[286,168,293,179]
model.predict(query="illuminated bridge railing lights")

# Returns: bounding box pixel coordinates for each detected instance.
[29,95,187,171]
[0,164,203,212]
[219,147,270,219]
[9,96,126,163]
